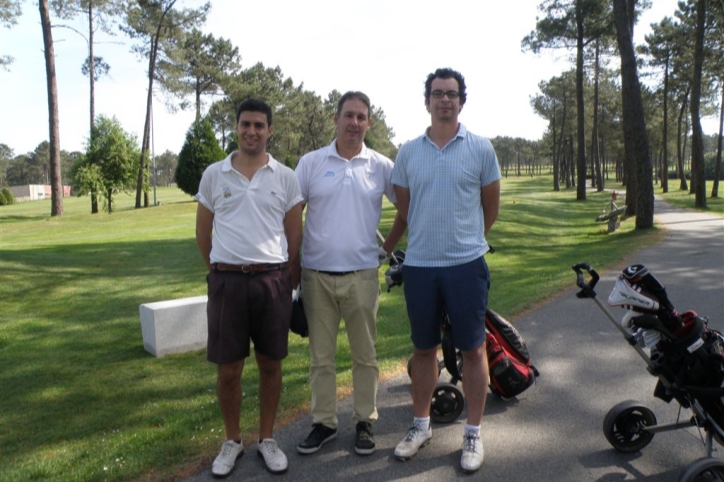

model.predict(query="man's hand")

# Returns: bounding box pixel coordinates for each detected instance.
[377,246,390,267]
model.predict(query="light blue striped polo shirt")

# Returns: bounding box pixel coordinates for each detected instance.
[391,123,501,267]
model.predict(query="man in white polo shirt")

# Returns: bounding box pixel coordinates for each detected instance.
[294,91,406,457]
[195,98,303,478]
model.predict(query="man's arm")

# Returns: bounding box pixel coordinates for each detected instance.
[382,209,407,255]
[481,180,500,236]
[380,185,411,257]
[284,202,304,289]
[393,186,410,225]
[196,203,215,271]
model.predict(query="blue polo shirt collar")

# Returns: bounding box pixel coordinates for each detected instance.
[423,123,468,148]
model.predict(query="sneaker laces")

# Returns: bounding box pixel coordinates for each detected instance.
[358,430,371,442]
[261,440,278,454]
[405,425,422,442]
[221,441,237,457]
[463,433,480,453]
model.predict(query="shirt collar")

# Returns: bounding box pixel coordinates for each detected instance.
[221,152,278,172]
[329,139,371,161]
[424,123,468,142]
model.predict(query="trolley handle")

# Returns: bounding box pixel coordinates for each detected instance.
[572,263,599,298]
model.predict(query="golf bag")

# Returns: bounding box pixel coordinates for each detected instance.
[485,309,540,398]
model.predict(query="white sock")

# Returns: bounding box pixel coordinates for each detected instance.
[414,417,430,431]
[464,424,480,437]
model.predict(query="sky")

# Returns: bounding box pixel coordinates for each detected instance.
[0,0,716,158]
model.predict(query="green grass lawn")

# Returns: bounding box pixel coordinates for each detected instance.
[0,180,663,481]
[657,180,724,215]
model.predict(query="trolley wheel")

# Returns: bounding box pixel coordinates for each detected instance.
[678,457,724,482]
[430,382,465,424]
[406,356,443,380]
[603,400,657,453]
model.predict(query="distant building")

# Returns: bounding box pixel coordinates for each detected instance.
[8,185,71,202]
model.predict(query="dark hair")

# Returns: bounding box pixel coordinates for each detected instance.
[424,68,467,106]
[236,98,273,126]
[336,91,371,117]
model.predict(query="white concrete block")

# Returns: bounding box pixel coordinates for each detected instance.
[139,296,208,357]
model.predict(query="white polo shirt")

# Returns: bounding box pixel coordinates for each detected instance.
[296,140,397,271]
[196,153,303,265]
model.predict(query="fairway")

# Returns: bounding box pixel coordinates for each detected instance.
[0,179,663,481]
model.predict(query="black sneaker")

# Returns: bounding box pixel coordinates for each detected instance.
[297,423,337,454]
[354,422,375,455]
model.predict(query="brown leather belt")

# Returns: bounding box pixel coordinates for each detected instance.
[213,263,286,273]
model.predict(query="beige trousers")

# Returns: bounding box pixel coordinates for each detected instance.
[301,268,380,428]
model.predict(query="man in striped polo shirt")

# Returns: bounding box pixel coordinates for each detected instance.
[391,68,501,474]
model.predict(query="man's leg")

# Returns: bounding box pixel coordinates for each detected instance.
[217,361,245,441]
[460,342,489,425]
[255,351,289,474]
[394,264,440,460]
[410,346,439,417]
[339,269,380,424]
[256,352,282,439]
[303,269,342,428]
[297,269,341,455]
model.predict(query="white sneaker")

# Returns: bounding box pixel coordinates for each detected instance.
[460,431,484,473]
[394,424,432,460]
[211,440,244,478]
[257,438,288,474]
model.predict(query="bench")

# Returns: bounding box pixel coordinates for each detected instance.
[139,296,208,357]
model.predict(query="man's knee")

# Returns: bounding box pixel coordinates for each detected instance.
[255,352,282,377]
[217,361,243,385]
[461,341,486,362]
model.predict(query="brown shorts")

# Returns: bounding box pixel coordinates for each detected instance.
[206,267,292,364]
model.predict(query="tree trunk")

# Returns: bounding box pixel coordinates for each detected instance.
[569,135,576,188]
[575,8,586,201]
[135,1,177,208]
[690,0,707,208]
[89,0,98,214]
[593,39,603,192]
[553,103,560,191]
[661,53,670,193]
[195,81,202,122]
[39,0,63,217]
[613,0,654,229]
[676,89,690,190]
[712,82,723,198]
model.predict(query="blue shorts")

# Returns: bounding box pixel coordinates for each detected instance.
[402,256,490,352]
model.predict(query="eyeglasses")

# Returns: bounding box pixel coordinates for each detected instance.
[431,90,460,99]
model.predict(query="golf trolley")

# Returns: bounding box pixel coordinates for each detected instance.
[573,263,724,482]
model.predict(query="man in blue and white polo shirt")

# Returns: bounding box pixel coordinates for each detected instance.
[391,68,501,474]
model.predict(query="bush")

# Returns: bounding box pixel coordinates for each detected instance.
[175,116,226,197]
[2,187,15,205]
[0,190,7,206]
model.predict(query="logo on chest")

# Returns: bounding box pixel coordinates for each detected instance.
[222,187,232,199]
[324,171,335,178]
